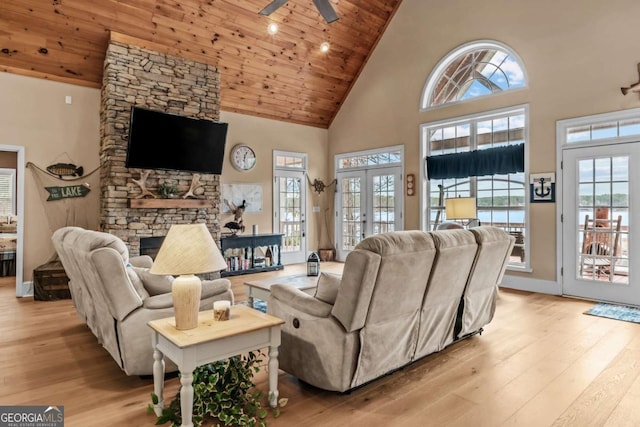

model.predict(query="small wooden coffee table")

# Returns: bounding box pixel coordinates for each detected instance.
[244,273,319,308]
[148,305,284,427]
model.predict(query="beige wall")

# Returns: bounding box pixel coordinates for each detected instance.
[7,0,636,283]
[0,72,101,282]
[330,0,640,282]
[219,111,329,252]
[0,72,329,283]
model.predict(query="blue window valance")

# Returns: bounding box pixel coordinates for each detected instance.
[426,143,524,180]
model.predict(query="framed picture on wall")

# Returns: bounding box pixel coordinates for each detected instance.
[222,183,263,213]
[530,173,555,203]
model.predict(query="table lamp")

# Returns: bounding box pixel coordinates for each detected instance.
[150,223,227,330]
[445,197,477,227]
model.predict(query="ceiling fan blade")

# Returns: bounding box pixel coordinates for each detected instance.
[259,0,289,16]
[312,0,339,23]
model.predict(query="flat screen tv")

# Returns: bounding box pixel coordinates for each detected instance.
[125,107,228,174]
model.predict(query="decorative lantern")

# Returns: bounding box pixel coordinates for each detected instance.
[307,252,320,276]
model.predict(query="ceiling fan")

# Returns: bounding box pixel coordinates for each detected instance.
[259,0,339,24]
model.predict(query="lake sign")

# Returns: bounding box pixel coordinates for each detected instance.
[45,185,91,201]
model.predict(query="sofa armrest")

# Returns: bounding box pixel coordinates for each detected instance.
[91,247,143,321]
[130,255,153,268]
[142,293,174,309]
[314,272,342,304]
[270,284,333,318]
[141,278,233,310]
[267,290,357,391]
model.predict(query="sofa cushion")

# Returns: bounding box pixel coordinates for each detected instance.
[348,231,437,386]
[314,272,342,305]
[125,264,150,299]
[133,267,174,296]
[413,229,478,358]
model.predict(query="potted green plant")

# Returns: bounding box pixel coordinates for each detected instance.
[149,351,286,427]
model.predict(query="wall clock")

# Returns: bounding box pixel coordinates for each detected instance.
[230,144,256,171]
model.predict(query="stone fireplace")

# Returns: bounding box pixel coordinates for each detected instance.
[99,34,223,255]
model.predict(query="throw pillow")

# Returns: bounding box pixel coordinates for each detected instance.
[314,272,342,305]
[125,263,150,299]
[133,267,174,296]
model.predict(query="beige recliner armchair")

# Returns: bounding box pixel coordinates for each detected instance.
[52,226,234,375]
[268,227,513,392]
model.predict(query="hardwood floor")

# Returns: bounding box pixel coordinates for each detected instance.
[2,269,640,426]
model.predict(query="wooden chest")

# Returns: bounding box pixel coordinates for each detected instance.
[34,261,71,301]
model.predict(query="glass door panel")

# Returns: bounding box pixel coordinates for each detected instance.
[337,172,363,261]
[274,171,306,264]
[370,170,400,234]
[576,157,628,284]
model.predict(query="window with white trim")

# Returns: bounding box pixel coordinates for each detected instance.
[422,107,529,269]
[337,147,402,170]
[0,169,16,217]
[421,40,527,111]
[565,117,640,144]
[275,153,306,169]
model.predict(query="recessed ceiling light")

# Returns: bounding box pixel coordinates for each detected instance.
[267,23,279,35]
[320,42,330,53]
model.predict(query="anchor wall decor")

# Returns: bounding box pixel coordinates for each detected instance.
[529,172,555,203]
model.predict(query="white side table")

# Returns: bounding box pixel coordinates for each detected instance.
[148,305,285,427]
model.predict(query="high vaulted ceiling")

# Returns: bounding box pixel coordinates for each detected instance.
[0,0,402,128]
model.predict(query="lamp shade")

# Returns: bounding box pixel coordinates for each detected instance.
[150,223,227,275]
[445,197,477,220]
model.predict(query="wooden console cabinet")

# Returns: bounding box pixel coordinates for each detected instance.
[34,261,71,301]
[220,233,284,277]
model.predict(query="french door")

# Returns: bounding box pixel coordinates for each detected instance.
[562,142,640,305]
[335,166,403,260]
[274,170,307,264]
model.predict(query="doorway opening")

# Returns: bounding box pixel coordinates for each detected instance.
[0,145,25,297]
[273,151,308,264]
[558,108,640,306]
[334,146,404,261]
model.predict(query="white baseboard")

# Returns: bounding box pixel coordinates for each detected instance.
[500,275,560,295]
[20,281,33,297]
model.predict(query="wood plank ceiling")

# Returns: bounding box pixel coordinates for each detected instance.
[0,0,402,128]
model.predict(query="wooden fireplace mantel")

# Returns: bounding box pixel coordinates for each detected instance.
[127,199,212,209]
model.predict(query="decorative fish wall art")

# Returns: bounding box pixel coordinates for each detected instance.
[46,163,84,179]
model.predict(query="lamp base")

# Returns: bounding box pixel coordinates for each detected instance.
[172,274,202,330]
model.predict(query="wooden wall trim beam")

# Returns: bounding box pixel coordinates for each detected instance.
[0,65,101,89]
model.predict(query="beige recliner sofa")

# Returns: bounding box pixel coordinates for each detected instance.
[52,226,234,375]
[268,227,514,392]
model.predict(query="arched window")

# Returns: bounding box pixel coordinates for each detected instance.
[421,40,527,110]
